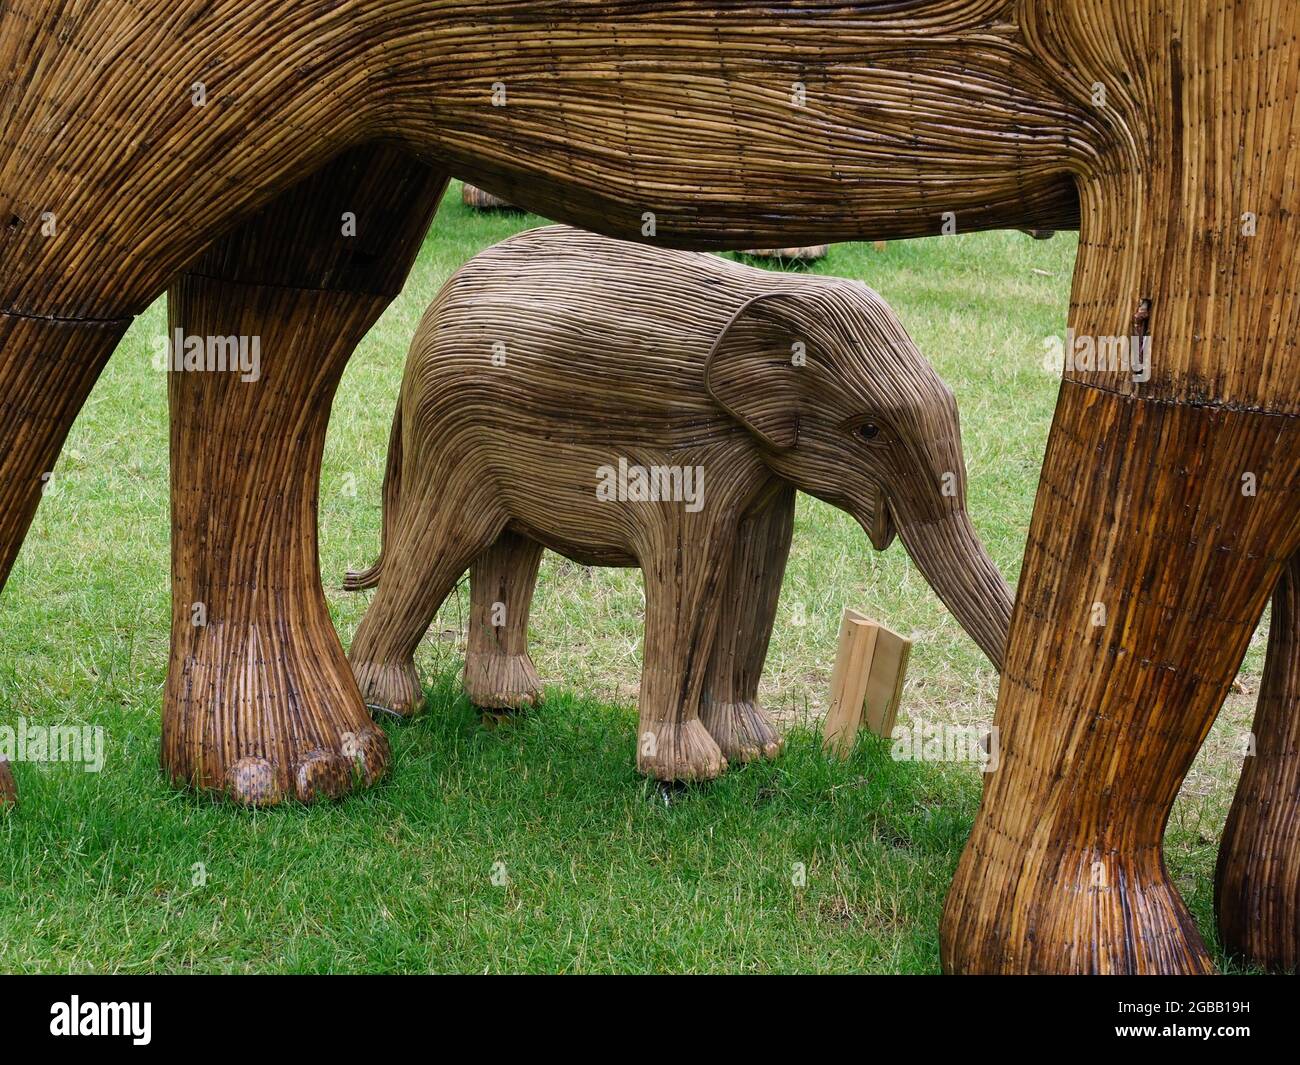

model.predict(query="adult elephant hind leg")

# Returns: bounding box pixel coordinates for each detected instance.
[0,313,129,807]
[463,530,545,713]
[699,486,795,763]
[941,385,1300,974]
[0,314,128,589]
[1216,550,1300,973]
[163,145,448,806]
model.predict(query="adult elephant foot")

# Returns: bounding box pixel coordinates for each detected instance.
[161,145,447,805]
[941,383,1300,973]
[1215,551,1300,973]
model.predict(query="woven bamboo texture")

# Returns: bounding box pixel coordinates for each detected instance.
[0,0,1296,973]
[1216,554,1300,972]
[162,145,447,804]
[346,225,1010,778]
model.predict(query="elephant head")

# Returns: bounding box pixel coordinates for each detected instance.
[704,285,1012,669]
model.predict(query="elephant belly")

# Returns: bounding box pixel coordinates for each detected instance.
[480,436,731,570]
[504,520,639,569]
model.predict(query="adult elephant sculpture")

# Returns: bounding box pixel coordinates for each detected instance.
[0,2,1296,975]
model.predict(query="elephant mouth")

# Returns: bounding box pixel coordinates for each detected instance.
[868,495,897,551]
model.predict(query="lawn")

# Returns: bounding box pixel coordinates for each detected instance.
[0,183,1266,973]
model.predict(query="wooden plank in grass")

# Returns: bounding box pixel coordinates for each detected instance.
[822,608,911,757]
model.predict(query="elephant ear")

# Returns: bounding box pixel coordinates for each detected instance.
[704,292,820,451]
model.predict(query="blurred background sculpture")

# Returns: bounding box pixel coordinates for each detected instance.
[461,184,519,212]
[1,1,1298,974]
[0,757,15,809]
[344,226,1010,779]
[740,246,831,263]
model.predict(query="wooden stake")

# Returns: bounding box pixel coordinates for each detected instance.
[823,609,911,757]
[864,623,911,738]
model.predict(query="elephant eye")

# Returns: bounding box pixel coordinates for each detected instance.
[858,422,881,441]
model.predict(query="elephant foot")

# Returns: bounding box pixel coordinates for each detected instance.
[700,698,784,763]
[164,621,392,806]
[943,842,1214,974]
[463,651,542,711]
[222,728,390,806]
[0,758,16,809]
[352,658,426,720]
[637,718,727,782]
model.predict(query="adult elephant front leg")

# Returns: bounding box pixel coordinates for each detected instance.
[163,146,447,805]
[0,313,128,806]
[940,1,1300,974]
[943,387,1300,973]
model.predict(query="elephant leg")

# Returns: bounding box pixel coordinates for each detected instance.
[941,382,1300,973]
[350,486,506,720]
[162,146,447,805]
[0,313,130,805]
[700,485,794,763]
[464,530,545,712]
[635,512,736,782]
[0,314,128,589]
[1216,550,1300,972]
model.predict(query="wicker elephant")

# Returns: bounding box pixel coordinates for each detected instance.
[345,226,1010,781]
[4,0,1300,974]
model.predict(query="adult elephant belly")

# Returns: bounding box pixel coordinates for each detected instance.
[392,10,1083,248]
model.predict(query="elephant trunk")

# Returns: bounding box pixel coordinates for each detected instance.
[895,509,1012,670]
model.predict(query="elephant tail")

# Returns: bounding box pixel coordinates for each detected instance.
[344,395,403,591]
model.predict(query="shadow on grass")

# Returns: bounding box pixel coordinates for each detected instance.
[0,669,988,973]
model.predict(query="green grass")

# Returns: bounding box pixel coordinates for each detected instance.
[0,184,1266,972]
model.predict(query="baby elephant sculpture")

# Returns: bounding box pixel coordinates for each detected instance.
[346,226,1011,781]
